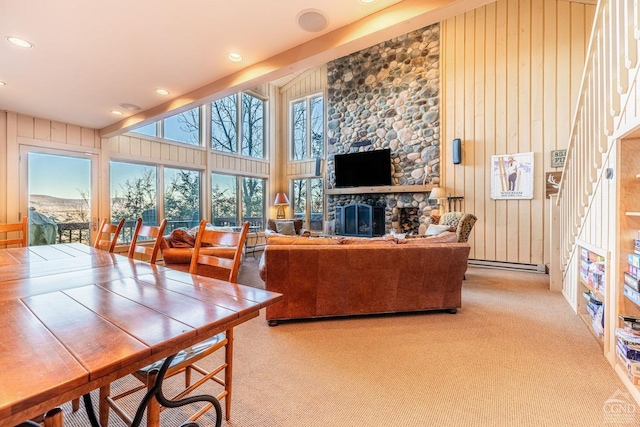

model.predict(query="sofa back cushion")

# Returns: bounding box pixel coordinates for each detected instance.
[267,219,303,235]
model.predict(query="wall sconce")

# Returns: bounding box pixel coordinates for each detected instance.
[428,187,446,212]
[274,192,290,219]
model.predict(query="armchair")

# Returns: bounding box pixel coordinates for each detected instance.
[428,212,477,243]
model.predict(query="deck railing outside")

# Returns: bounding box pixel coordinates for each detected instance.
[41,217,266,245]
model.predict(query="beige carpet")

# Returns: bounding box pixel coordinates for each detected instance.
[55,256,640,426]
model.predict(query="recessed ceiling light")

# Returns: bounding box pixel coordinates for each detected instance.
[360,0,376,3]
[156,88,169,95]
[111,110,123,116]
[119,103,141,111]
[297,9,329,32]
[226,52,243,62]
[6,36,34,48]
[0,81,6,86]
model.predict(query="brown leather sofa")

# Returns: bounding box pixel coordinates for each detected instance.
[259,236,470,325]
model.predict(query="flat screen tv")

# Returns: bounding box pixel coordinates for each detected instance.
[334,148,392,188]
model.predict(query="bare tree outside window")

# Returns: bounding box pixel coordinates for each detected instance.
[164,107,200,145]
[241,93,265,158]
[292,179,307,221]
[165,169,200,230]
[292,100,307,160]
[310,96,324,158]
[110,164,157,241]
[211,95,237,153]
[211,173,237,226]
[242,177,264,227]
[310,178,324,231]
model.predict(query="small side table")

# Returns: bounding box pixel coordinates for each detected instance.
[244,226,262,258]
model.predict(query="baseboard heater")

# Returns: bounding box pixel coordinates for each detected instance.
[468,258,546,274]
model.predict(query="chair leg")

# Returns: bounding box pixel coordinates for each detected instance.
[43,408,63,427]
[185,365,192,388]
[99,385,110,427]
[225,329,233,421]
[71,397,80,412]
[146,371,160,427]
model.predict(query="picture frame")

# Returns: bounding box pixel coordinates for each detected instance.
[491,152,534,200]
[551,149,566,168]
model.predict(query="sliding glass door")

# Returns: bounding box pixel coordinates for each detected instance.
[20,147,97,246]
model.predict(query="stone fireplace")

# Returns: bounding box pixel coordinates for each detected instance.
[325,23,441,234]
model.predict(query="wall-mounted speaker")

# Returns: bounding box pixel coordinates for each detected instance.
[315,157,322,176]
[452,138,462,165]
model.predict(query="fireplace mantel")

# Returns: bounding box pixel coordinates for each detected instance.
[325,184,435,195]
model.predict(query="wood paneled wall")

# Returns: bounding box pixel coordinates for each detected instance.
[441,0,595,265]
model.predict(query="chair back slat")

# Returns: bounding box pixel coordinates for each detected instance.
[128,218,167,263]
[189,220,249,282]
[94,218,125,252]
[0,217,28,247]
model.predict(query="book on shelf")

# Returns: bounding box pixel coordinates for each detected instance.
[616,327,640,344]
[624,272,640,292]
[617,339,640,362]
[624,284,640,307]
[630,253,640,268]
[619,314,640,331]
[630,263,640,280]
[635,238,640,254]
[616,346,640,383]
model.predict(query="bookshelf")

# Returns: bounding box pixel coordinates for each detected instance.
[576,239,608,348]
[615,139,640,394]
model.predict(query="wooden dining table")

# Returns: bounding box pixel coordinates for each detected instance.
[0,243,282,426]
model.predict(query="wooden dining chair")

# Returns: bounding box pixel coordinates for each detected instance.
[189,220,250,282]
[98,221,249,427]
[93,218,125,252]
[0,217,28,247]
[128,217,167,263]
[100,332,230,426]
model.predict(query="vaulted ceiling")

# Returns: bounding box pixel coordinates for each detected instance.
[0,0,493,136]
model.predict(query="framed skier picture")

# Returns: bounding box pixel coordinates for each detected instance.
[491,152,534,200]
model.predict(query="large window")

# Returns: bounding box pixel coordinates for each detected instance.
[110,161,157,242]
[212,173,265,228]
[242,177,264,227]
[164,168,201,232]
[211,92,265,158]
[163,107,200,145]
[131,122,157,138]
[211,174,238,226]
[291,95,324,160]
[292,178,323,231]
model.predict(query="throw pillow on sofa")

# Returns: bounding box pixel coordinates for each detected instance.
[276,220,296,235]
[425,224,454,236]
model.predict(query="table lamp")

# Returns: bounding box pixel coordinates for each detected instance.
[428,187,446,212]
[274,192,290,219]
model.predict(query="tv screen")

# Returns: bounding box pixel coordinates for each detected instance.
[334,149,392,188]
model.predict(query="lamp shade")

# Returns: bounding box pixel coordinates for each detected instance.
[428,187,446,200]
[274,192,289,205]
